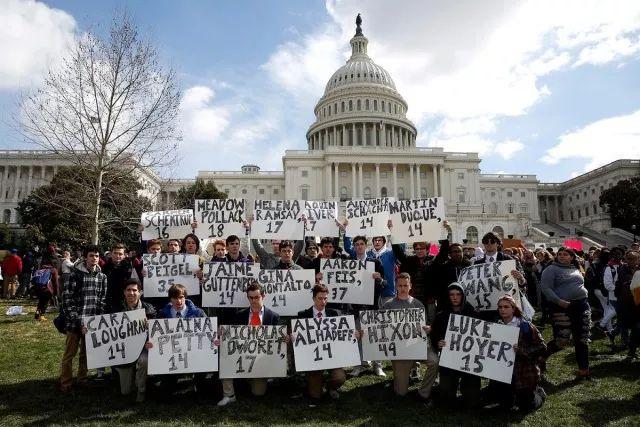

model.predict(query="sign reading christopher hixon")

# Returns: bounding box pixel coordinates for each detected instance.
[251,200,305,240]
[321,259,375,305]
[457,260,521,311]
[219,325,288,379]
[147,317,218,375]
[303,200,339,237]
[141,209,193,240]
[345,197,392,237]
[291,315,360,371]
[84,309,148,369]
[389,197,445,244]
[201,262,260,308]
[142,253,201,298]
[439,314,519,384]
[359,308,428,361]
[194,198,245,240]
[258,269,315,316]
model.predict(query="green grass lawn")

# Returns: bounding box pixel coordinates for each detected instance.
[1,300,639,426]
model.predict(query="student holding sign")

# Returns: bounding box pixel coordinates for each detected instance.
[251,237,304,270]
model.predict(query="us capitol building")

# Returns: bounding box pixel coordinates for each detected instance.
[1,17,638,248]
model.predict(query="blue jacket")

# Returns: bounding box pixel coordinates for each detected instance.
[159,299,205,319]
[344,237,397,298]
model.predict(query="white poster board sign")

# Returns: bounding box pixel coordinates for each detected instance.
[439,314,519,384]
[291,315,360,371]
[251,200,305,240]
[142,253,201,298]
[303,201,339,237]
[194,199,246,240]
[141,209,194,240]
[219,325,288,379]
[345,198,392,237]
[389,197,445,244]
[147,317,218,374]
[458,260,520,311]
[360,308,428,361]
[321,259,375,305]
[259,269,315,316]
[84,309,148,369]
[201,262,260,307]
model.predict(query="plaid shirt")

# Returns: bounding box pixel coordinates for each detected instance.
[62,261,107,332]
[513,320,547,391]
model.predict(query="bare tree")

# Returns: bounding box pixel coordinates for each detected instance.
[18,13,180,245]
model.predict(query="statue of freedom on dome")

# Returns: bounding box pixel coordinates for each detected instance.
[355,13,363,36]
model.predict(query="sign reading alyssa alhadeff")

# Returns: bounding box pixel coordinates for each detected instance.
[142,253,201,298]
[303,200,339,237]
[84,309,148,369]
[147,317,218,375]
[457,260,521,311]
[201,262,261,307]
[345,197,392,238]
[141,209,194,240]
[219,325,288,379]
[251,200,305,240]
[321,259,375,305]
[389,197,445,244]
[359,308,428,361]
[439,314,519,384]
[194,199,246,240]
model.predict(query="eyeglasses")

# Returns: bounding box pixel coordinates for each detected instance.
[482,239,498,244]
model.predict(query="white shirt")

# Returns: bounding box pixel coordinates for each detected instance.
[485,252,497,263]
[312,306,326,319]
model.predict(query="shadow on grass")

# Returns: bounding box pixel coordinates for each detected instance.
[576,392,640,425]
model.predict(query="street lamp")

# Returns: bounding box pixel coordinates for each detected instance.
[482,203,485,214]
[456,203,460,213]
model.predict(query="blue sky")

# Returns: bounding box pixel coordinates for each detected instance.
[2,0,640,182]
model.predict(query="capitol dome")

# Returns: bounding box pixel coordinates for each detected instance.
[307,15,416,151]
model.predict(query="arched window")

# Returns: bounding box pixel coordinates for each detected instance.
[374,100,378,111]
[340,186,348,202]
[466,226,479,244]
[363,187,371,199]
[349,100,353,111]
[381,187,388,197]
[357,99,361,110]
[365,99,370,110]
[397,187,405,200]
[341,102,345,112]
[382,101,385,112]
[492,226,504,239]
[3,209,11,224]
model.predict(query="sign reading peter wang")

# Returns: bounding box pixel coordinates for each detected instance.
[439,314,519,384]
[141,209,193,240]
[84,310,148,369]
[251,200,305,240]
[194,198,246,240]
[291,315,360,371]
[258,269,315,316]
[389,197,445,244]
[201,262,260,308]
[359,308,428,361]
[321,258,375,305]
[142,253,201,298]
[345,197,392,238]
[458,260,521,311]
[147,317,218,375]
[219,325,288,379]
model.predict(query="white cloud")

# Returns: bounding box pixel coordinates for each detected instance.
[494,140,525,160]
[180,86,231,144]
[541,109,640,170]
[0,0,76,89]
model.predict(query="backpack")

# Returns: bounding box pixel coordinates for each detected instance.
[31,268,53,293]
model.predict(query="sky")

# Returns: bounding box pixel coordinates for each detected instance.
[1,0,640,182]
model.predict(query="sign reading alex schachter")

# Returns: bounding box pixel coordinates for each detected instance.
[303,200,339,237]
[251,200,305,240]
[141,209,194,240]
[321,259,375,305]
[291,315,360,371]
[389,197,445,244]
[345,198,392,238]
[84,309,148,369]
[359,308,428,361]
[458,260,521,311]
[147,317,218,375]
[439,314,519,384]
[194,199,245,240]
[219,325,288,379]
[259,269,315,316]
[201,262,260,308]
[142,253,201,298]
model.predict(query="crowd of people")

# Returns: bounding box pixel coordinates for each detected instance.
[2,224,639,413]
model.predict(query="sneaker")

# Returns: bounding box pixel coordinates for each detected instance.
[217,395,236,406]
[410,367,420,381]
[373,365,386,377]
[38,315,48,321]
[328,389,340,400]
[350,366,367,377]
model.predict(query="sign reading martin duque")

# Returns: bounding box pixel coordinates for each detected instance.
[389,197,445,244]
[141,209,194,240]
[194,198,246,240]
[321,259,375,305]
[345,197,392,238]
[251,200,305,240]
[457,260,521,311]
[142,253,201,298]
[219,325,288,379]
[359,308,428,361]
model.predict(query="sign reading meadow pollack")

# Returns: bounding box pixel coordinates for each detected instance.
[359,308,428,361]
[389,197,445,244]
[142,253,201,298]
[201,262,260,308]
[321,259,375,305]
[258,269,315,316]
[141,209,194,240]
[345,197,392,238]
[194,199,246,240]
[219,325,288,379]
[439,314,519,384]
[291,315,360,371]
[457,260,521,311]
[147,317,219,375]
[84,309,148,369]
[251,200,305,240]
[303,200,339,237]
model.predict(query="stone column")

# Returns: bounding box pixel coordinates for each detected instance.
[12,166,20,201]
[375,163,381,197]
[361,123,366,146]
[373,123,378,146]
[381,123,387,147]
[351,163,357,199]
[333,127,337,147]
[324,164,332,199]
[416,164,421,198]
[334,163,339,199]
[342,125,346,147]
[358,162,364,198]
[434,165,439,196]
[392,163,398,198]
[27,165,33,195]
[409,164,415,199]
[1,166,9,201]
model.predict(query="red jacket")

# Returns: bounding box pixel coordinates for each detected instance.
[2,254,23,276]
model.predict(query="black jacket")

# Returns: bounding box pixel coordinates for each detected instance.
[430,301,479,349]
[233,306,280,326]
[297,307,341,318]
